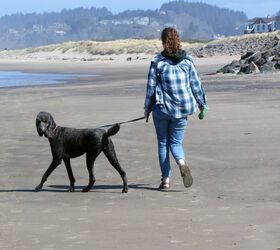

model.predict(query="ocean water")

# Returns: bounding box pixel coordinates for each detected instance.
[0,71,99,88]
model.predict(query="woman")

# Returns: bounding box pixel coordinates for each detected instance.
[144,27,207,190]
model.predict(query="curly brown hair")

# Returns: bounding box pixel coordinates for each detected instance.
[161,27,181,54]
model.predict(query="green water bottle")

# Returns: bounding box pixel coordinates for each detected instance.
[198,105,209,120]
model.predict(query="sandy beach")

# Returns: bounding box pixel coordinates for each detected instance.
[0,55,280,249]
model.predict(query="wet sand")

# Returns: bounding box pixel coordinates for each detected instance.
[0,56,280,249]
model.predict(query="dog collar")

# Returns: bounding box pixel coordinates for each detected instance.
[53,125,58,133]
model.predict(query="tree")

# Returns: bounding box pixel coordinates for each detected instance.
[0,1,249,49]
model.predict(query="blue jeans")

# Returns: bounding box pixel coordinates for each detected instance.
[152,106,187,178]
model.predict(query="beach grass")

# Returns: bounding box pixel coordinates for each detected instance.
[209,30,280,44]
[0,30,279,59]
[0,38,205,57]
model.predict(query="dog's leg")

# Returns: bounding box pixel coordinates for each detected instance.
[35,160,61,191]
[103,140,128,193]
[63,158,75,192]
[82,153,97,192]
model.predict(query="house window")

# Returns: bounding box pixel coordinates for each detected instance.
[263,24,265,31]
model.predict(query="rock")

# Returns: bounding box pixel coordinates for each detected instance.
[231,60,241,67]
[217,36,280,74]
[216,64,230,73]
[255,57,266,67]
[241,51,254,60]
[261,49,273,59]
[190,33,280,73]
[217,60,240,73]
[248,52,262,63]
[261,39,279,51]
[240,62,260,74]
[271,55,280,61]
[260,60,275,72]
[205,43,224,49]
[248,62,260,73]
[275,62,280,69]
[239,64,250,74]
[273,44,280,55]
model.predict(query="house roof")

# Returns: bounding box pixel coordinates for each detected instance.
[247,17,272,24]
[247,16,280,24]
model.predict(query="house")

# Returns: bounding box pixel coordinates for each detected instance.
[244,15,280,34]
[32,24,44,33]
[54,30,66,37]
[133,17,149,25]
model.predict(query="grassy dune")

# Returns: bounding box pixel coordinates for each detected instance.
[26,39,206,55]
[0,38,205,58]
[209,30,280,44]
[0,31,279,60]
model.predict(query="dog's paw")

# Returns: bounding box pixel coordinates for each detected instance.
[35,184,43,191]
[68,187,75,192]
[122,188,128,193]
[82,187,90,192]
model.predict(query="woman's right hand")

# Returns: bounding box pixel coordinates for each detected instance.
[144,113,150,123]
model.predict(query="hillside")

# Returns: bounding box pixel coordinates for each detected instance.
[0,1,247,50]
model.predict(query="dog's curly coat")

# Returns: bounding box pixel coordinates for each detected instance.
[35,111,128,193]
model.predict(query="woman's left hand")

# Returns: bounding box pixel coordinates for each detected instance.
[199,106,205,112]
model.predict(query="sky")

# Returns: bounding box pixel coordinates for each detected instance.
[0,0,279,19]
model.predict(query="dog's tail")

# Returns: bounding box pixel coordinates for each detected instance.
[102,123,120,147]
[106,123,120,137]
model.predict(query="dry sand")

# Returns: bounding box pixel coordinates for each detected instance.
[0,55,280,249]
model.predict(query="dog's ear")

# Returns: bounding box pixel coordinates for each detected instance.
[47,113,56,131]
[36,112,47,137]
[36,118,43,136]
[45,113,57,138]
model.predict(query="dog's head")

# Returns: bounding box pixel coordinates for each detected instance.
[36,112,57,138]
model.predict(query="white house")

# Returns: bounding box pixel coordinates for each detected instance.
[32,24,44,33]
[244,15,280,34]
[54,30,66,37]
[133,17,149,25]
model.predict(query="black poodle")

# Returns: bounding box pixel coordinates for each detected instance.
[35,112,128,193]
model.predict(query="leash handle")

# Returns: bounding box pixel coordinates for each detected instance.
[146,114,150,123]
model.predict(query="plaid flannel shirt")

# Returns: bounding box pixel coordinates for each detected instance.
[144,54,207,118]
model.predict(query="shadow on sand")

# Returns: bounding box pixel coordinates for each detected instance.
[0,183,184,193]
